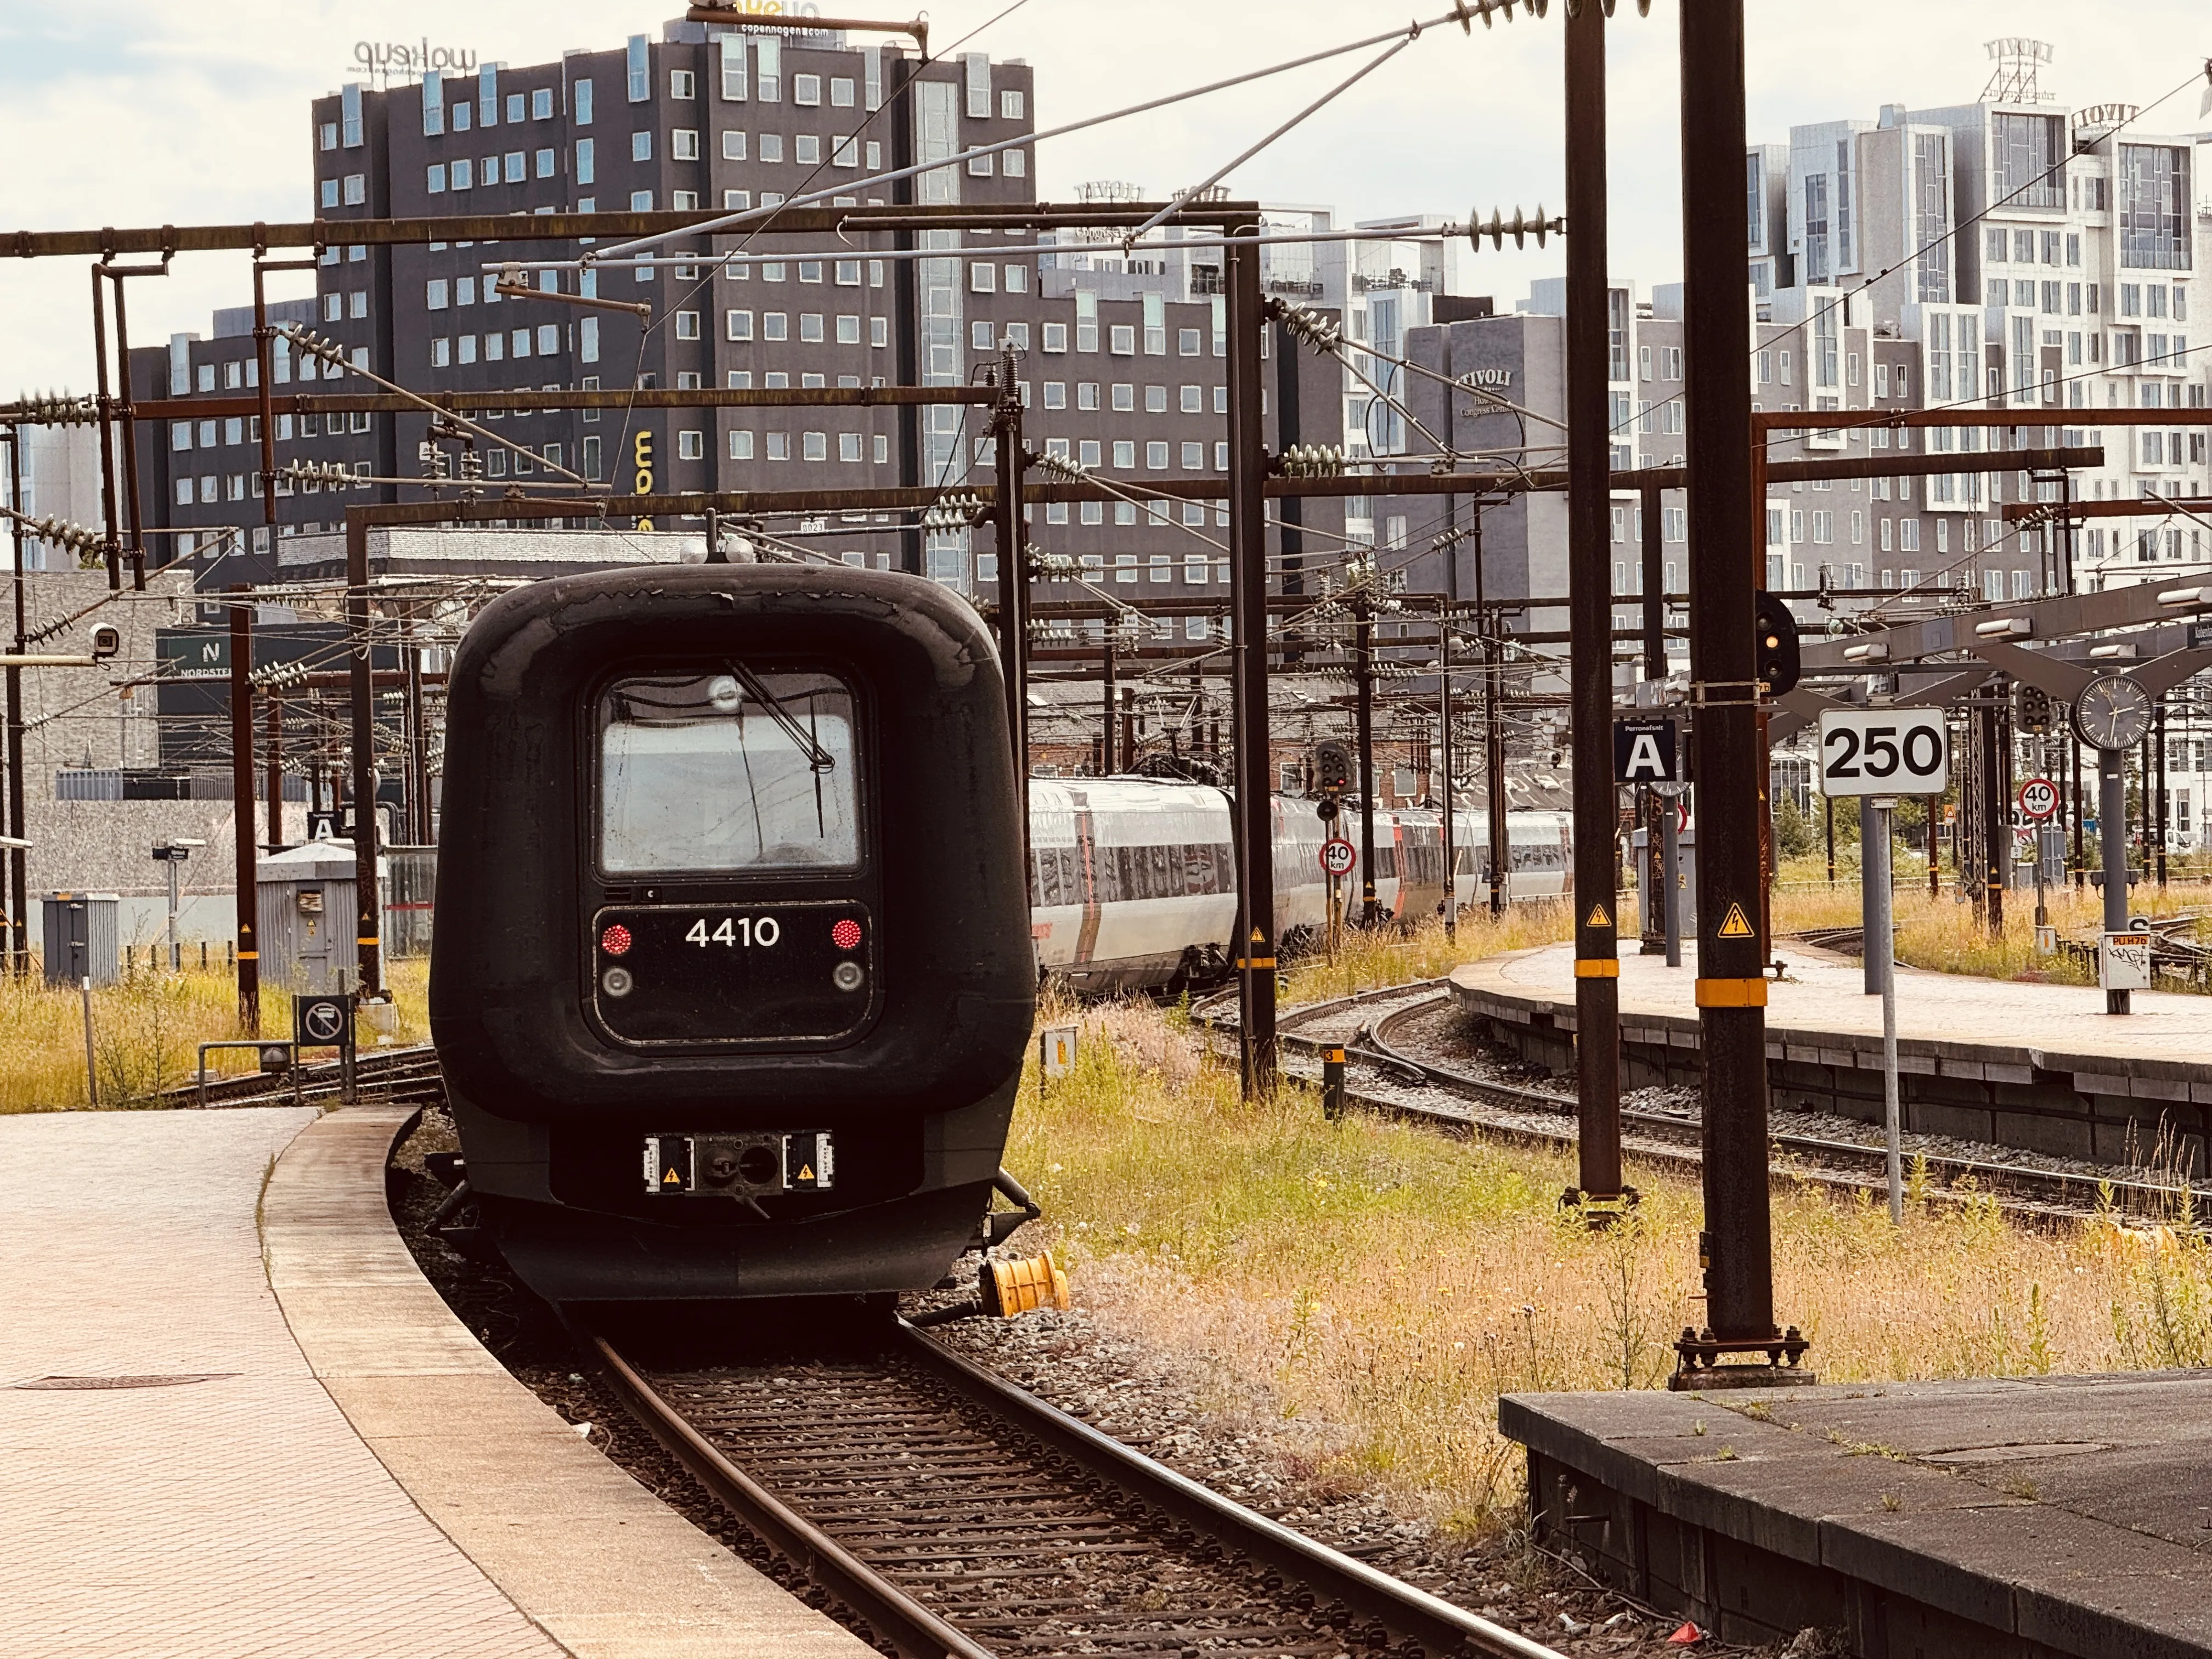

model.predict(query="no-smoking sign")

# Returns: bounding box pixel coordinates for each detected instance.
[2018,777,2060,820]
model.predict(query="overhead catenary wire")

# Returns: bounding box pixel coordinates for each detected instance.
[580,3,1543,269]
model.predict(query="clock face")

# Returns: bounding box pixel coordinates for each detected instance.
[2072,674,2152,751]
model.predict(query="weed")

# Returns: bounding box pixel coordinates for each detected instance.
[0,960,429,1113]
[1009,984,2212,1532]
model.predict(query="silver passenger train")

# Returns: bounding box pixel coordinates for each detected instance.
[1028,777,1573,993]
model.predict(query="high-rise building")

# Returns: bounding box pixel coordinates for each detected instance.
[129,15,1347,621]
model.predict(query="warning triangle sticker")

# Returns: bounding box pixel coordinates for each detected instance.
[662,1167,682,1185]
[1251,927,1265,943]
[798,1165,815,1182]
[1586,903,1612,929]
[1718,903,1755,939]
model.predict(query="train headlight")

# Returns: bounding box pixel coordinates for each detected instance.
[602,966,635,997]
[832,961,864,992]
[600,923,633,956]
[707,674,742,712]
[831,918,862,951]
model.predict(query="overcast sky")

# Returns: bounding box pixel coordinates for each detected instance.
[0,1,2204,391]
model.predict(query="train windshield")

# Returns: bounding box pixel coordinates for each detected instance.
[599,670,859,874]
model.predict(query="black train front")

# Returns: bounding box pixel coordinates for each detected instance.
[430,565,1036,1305]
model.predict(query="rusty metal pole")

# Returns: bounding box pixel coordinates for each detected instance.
[1101,634,1116,773]
[1439,597,1457,940]
[228,598,260,1032]
[265,696,284,851]
[105,269,148,588]
[346,509,382,996]
[3,426,23,972]
[88,267,122,590]
[991,346,1030,794]
[403,619,427,843]
[1565,0,1623,1210]
[1674,0,1799,1381]
[1640,483,1668,955]
[1227,224,1277,1096]
[252,259,317,551]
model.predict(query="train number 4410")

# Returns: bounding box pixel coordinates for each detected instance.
[686,916,782,948]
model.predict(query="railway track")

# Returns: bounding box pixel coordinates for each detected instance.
[590,1319,1563,1659]
[169,1043,446,1110]
[1204,981,2204,1224]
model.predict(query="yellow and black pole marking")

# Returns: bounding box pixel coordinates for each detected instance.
[1561,0,1624,1218]
[1321,1046,1346,1121]
[1671,0,1804,1385]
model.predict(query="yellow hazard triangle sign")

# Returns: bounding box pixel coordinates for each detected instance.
[1585,902,1611,929]
[662,1167,682,1186]
[798,1165,815,1182]
[1718,903,1755,939]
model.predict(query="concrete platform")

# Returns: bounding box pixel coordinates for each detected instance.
[1503,1371,2212,1657]
[264,1104,875,1659]
[0,1102,872,1658]
[1452,943,2212,1167]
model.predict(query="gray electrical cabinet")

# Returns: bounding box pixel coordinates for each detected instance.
[257,842,382,993]
[43,893,120,987]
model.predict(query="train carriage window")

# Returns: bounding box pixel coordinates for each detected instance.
[599,670,859,873]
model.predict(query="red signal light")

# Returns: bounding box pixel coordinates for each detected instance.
[831,918,862,952]
[600,923,633,957]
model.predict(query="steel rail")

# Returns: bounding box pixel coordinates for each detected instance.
[1195,985,2205,1220]
[898,1321,1569,1659]
[1347,993,2205,1218]
[589,1333,994,1659]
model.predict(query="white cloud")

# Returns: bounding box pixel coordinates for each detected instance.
[0,1,2203,390]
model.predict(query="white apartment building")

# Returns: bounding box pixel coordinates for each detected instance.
[1761,44,2212,599]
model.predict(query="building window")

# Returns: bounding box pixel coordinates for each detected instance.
[676,430,703,460]
[839,431,863,462]
[835,315,860,345]
[431,337,451,367]
[763,313,788,341]
[1110,325,1135,355]
[342,173,365,205]
[794,73,821,106]
[427,163,446,194]
[672,128,699,161]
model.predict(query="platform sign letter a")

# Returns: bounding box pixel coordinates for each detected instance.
[1612,718,1678,784]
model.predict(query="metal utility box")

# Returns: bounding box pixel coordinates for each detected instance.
[257,842,385,993]
[384,847,437,958]
[1629,826,1699,938]
[43,893,120,986]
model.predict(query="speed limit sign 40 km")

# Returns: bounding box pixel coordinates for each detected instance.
[2018,777,2060,820]
[1816,708,1949,797]
[1319,838,1357,878]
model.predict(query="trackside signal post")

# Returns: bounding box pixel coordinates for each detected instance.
[1673,0,1809,1386]
[1562,0,1626,1218]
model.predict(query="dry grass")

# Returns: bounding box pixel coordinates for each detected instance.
[0,960,431,1113]
[1282,902,1573,1006]
[1772,878,2212,990]
[1011,992,2212,1533]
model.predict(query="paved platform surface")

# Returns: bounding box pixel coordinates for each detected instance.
[1504,1371,2212,1656]
[1455,940,2212,1070]
[265,1105,872,1659]
[0,1105,563,1658]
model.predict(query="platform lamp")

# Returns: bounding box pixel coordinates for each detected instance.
[152,838,206,973]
